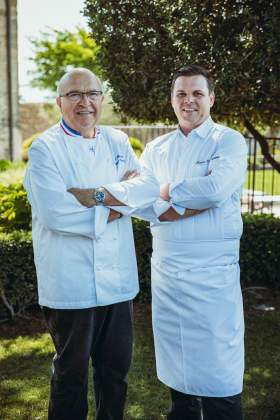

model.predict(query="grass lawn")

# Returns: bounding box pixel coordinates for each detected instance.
[1,291,280,420]
[245,169,280,195]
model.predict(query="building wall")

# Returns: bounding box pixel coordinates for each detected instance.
[19,103,60,141]
[0,0,21,160]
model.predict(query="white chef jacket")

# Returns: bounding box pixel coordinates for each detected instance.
[138,117,248,397]
[24,121,159,309]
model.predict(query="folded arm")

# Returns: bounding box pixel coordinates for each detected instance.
[158,206,206,221]
[68,138,159,214]
[166,132,248,210]
[24,140,110,239]
[129,144,207,224]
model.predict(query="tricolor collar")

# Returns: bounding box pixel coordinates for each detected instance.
[60,119,82,137]
[60,119,99,139]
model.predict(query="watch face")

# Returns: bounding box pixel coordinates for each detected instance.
[95,190,105,204]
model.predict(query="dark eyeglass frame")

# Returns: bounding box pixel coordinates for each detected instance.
[60,90,103,102]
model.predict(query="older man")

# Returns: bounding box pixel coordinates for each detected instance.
[24,67,159,420]
[138,65,247,420]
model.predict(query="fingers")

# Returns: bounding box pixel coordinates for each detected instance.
[159,207,181,221]
[183,208,208,218]
[108,209,122,223]
[121,170,140,181]
[160,184,171,201]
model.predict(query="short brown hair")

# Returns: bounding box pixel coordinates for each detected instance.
[171,65,214,93]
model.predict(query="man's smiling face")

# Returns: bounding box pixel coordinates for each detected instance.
[56,71,103,137]
[171,75,215,135]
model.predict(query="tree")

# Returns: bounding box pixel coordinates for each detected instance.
[30,28,101,92]
[84,0,280,171]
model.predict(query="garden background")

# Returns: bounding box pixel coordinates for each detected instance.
[1,0,280,419]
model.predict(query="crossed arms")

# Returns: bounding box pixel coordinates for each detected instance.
[24,142,159,238]
[67,187,124,223]
[68,171,205,223]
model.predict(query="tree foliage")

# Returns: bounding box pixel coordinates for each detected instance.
[84,0,280,170]
[30,28,101,91]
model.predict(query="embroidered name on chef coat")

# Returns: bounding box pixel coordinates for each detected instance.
[115,154,125,166]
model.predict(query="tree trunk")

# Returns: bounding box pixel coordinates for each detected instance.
[243,116,280,173]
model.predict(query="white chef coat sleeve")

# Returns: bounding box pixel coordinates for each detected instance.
[115,143,171,225]
[104,137,160,213]
[23,140,109,239]
[169,131,248,209]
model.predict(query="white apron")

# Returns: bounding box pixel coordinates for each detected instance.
[139,118,247,397]
[151,240,244,397]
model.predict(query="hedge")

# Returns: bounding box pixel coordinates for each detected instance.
[0,230,35,321]
[0,215,279,321]
[0,183,31,232]
[240,214,280,287]
[0,160,13,172]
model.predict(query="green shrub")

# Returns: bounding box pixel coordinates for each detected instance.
[0,230,36,321]
[22,132,41,161]
[129,136,144,157]
[133,218,153,301]
[0,183,31,232]
[0,160,12,172]
[0,163,27,187]
[0,214,279,321]
[241,213,280,287]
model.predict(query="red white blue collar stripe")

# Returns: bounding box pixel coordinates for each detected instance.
[60,119,82,137]
[60,119,99,139]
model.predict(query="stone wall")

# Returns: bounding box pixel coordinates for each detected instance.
[0,0,21,160]
[19,103,60,141]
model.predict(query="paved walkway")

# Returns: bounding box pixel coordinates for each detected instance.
[242,189,280,217]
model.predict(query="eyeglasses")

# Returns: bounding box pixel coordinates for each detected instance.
[60,90,103,102]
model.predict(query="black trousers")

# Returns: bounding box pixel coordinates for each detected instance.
[167,388,243,420]
[42,301,133,420]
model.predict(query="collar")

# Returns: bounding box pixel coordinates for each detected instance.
[178,116,214,140]
[60,119,82,137]
[60,119,98,139]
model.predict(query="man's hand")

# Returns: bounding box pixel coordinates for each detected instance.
[159,207,181,221]
[160,184,171,201]
[68,188,95,208]
[108,209,122,223]
[182,208,206,218]
[121,170,140,181]
[159,207,207,221]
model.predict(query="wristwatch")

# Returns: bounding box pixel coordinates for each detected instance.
[93,187,106,205]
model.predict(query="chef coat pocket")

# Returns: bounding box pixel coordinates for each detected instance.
[186,264,240,295]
